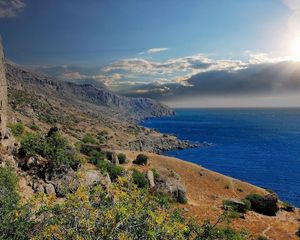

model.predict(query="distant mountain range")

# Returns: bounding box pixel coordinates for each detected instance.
[5,61,174,121]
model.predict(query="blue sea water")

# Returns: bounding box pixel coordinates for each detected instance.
[142,108,300,207]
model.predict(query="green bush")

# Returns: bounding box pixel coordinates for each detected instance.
[245,193,264,212]
[97,161,123,181]
[132,169,149,189]
[117,153,126,164]
[257,236,268,240]
[242,199,251,211]
[90,150,106,165]
[27,122,40,131]
[82,133,98,144]
[133,154,148,165]
[9,122,25,137]
[20,131,79,167]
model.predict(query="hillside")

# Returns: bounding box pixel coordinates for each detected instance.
[5,61,174,121]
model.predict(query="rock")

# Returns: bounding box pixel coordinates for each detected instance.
[147,170,155,188]
[224,199,247,213]
[155,168,187,204]
[105,173,111,187]
[32,180,44,193]
[106,151,119,165]
[44,183,56,195]
[44,165,79,197]
[248,193,279,216]
[84,170,101,186]
[263,194,279,216]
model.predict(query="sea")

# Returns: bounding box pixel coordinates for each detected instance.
[142,108,300,207]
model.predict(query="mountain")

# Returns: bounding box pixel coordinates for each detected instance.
[5,61,174,121]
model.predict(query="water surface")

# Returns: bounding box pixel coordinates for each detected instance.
[142,108,300,207]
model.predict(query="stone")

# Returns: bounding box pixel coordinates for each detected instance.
[105,172,111,187]
[44,165,79,197]
[84,170,101,186]
[147,170,155,188]
[44,183,56,195]
[155,168,187,204]
[0,39,8,142]
[263,193,279,216]
[106,151,119,165]
[224,199,247,213]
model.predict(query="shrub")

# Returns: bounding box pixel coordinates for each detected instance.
[283,202,295,212]
[133,154,148,165]
[257,236,268,240]
[132,169,149,189]
[97,161,123,181]
[20,131,79,168]
[27,122,40,131]
[82,133,98,144]
[89,150,106,165]
[224,184,230,189]
[117,153,126,164]
[242,199,251,211]
[9,122,25,137]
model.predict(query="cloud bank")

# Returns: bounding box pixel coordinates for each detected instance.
[0,0,26,18]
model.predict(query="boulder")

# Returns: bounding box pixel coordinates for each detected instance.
[84,170,101,186]
[263,193,279,216]
[155,168,187,204]
[248,193,279,216]
[44,183,56,195]
[147,170,155,188]
[224,199,247,213]
[106,151,119,165]
[44,164,79,197]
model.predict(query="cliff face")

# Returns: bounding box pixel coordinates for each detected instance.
[0,42,8,140]
[5,61,174,121]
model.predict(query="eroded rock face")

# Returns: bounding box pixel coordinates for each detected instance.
[249,193,279,216]
[155,168,187,204]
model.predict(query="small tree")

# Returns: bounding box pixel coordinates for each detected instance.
[133,154,148,165]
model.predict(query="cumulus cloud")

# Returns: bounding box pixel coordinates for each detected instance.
[0,0,26,18]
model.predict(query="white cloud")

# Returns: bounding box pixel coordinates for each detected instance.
[0,0,26,18]
[146,48,169,54]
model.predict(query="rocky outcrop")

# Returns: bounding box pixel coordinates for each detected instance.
[247,193,279,216]
[129,134,199,153]
[155,168,187,204]
[147,170,155,188]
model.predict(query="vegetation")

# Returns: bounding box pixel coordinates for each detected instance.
[82,133,98,144]
[117,153,126,164]
[244,193,264,212]
[89,150,106,165]
[132,169,149,189]
[96,130,109,144]
[20,131,79,167]
[0,172,247,240]
[257,236,268,240]
[133,154,149,165]
[97,160,123,181]
[0,166,33,240]
[9,122,25,137]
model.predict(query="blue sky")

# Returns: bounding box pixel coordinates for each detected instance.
[1,0,300,107]
[0,0,291,64]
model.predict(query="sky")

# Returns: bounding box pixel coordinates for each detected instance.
[1,0,300,107]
